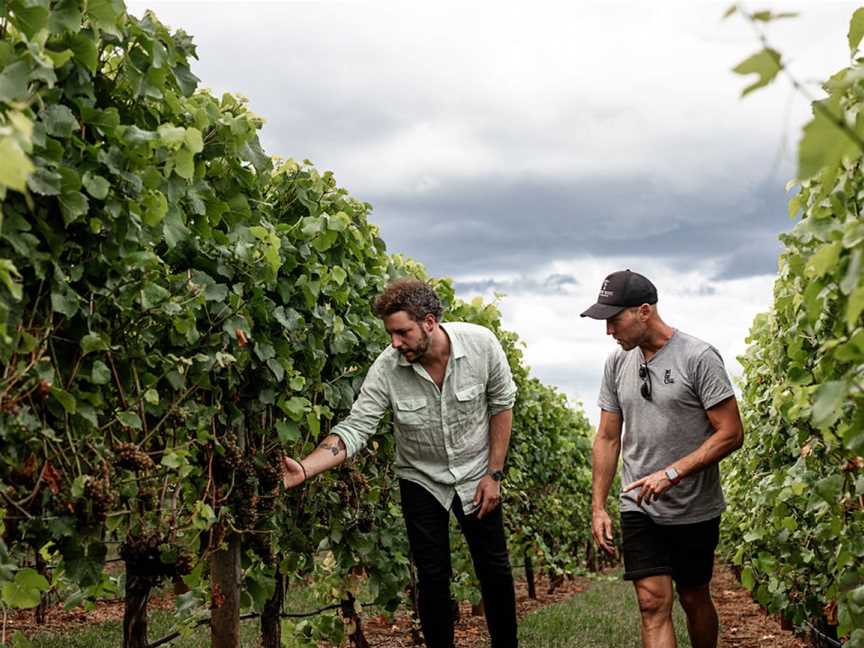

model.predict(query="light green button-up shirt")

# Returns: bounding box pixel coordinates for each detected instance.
[332,322,517,514]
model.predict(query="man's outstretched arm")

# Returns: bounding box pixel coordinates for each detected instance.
[282,359,390,489]
[282,435,348,488]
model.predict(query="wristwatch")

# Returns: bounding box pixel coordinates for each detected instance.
[664,466,681,485]
[488,469,504,482]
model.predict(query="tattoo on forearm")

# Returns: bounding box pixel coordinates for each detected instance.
[318,437,346,457]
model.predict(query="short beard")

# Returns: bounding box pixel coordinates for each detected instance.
[404,328,430,363]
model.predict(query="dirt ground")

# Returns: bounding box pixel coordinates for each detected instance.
[711,566,807,648]
[355,563,810,648]
[4,563,810,647]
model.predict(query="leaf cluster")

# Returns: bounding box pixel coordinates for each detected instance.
[721,11,864,644]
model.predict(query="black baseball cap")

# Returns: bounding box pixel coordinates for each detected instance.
[580,270,658,319]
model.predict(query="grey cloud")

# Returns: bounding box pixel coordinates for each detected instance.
[369,174,788,280]
[454,273,579,296]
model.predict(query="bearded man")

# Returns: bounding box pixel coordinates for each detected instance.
[282,278,519,648]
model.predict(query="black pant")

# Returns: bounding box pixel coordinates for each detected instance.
[399,479,518,648]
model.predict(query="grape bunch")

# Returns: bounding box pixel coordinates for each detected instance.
[246,532,274,563]
[255,455,281,494]
[120,530,164,573]
[82,477,118,523]
[213,435,243,480]
[113,442,155,472]
[231,460,260,529]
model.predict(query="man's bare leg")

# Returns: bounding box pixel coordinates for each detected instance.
[633,575,676,648]
[677,583,718,648]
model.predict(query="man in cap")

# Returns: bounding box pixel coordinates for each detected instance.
[582,270,744,648]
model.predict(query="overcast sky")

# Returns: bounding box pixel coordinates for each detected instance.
[128,0,857,424]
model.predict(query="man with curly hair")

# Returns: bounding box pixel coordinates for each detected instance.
[282,278,519,648]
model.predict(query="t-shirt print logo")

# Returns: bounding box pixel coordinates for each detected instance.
[664,370,674,384]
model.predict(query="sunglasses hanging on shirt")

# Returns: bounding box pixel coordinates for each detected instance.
[639,362,652,400]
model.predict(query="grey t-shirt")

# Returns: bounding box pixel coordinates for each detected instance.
[598,330,735,525]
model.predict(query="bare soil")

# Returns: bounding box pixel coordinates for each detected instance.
[356,563,810,648]
[3,563,810,647]
[712,565,808,648]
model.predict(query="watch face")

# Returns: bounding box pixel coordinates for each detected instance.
[490,470,504,481]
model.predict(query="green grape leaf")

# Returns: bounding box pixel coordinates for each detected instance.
[174,148,195,179]
[276,420,300,443]
[847,285,864,330]
[849,7,864,52]
[0,61,30,103]
[0,259,22,300]
[69,33,98,72]
[80,332,109,354]
[82,172,110,199]
[1,569,50,609]
[799,98,862,180]
[806,242,843,278]
[732,48,782,97]
[0,137,34,192]
[51,386,77,414]
[91,360,111,385]
[48,0,82,34]
[41,105,78,138]
[811,380,848,428]
[9,1,49,38]
[116,410,142,429]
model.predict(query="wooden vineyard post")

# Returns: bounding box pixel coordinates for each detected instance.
[211,423,245,648]
[524,547,536,600]
[261,566,284,648]
[340,592,370,648]
[122,569,152,648]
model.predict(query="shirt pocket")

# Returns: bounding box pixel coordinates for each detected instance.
[454,383,484,419]
[394,397,428,428]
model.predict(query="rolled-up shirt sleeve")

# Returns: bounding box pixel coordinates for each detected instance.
[485,333,517,415]
[331,357,390,458]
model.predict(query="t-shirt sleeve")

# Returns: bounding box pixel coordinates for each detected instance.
[692,346,735,410]
[597,353,621,412]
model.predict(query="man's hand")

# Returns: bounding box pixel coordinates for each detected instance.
[623,470,674,506]
[473,475,501,519]
[281,457,306,490]
[591,508,616,556]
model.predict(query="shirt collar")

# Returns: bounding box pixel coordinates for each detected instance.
[439,322,466,359]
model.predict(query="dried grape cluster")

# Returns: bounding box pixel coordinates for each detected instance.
[113,442,155,472]
[247,531,274,563]
[231,460,260,529]
[256,455,281,494]
[81,477,118,523]
[120,530,194,581]
[213,435,243,480]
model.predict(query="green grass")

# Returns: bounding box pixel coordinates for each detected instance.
[518,576,693,648]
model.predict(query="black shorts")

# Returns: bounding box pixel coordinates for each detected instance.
[620,511,720,587]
